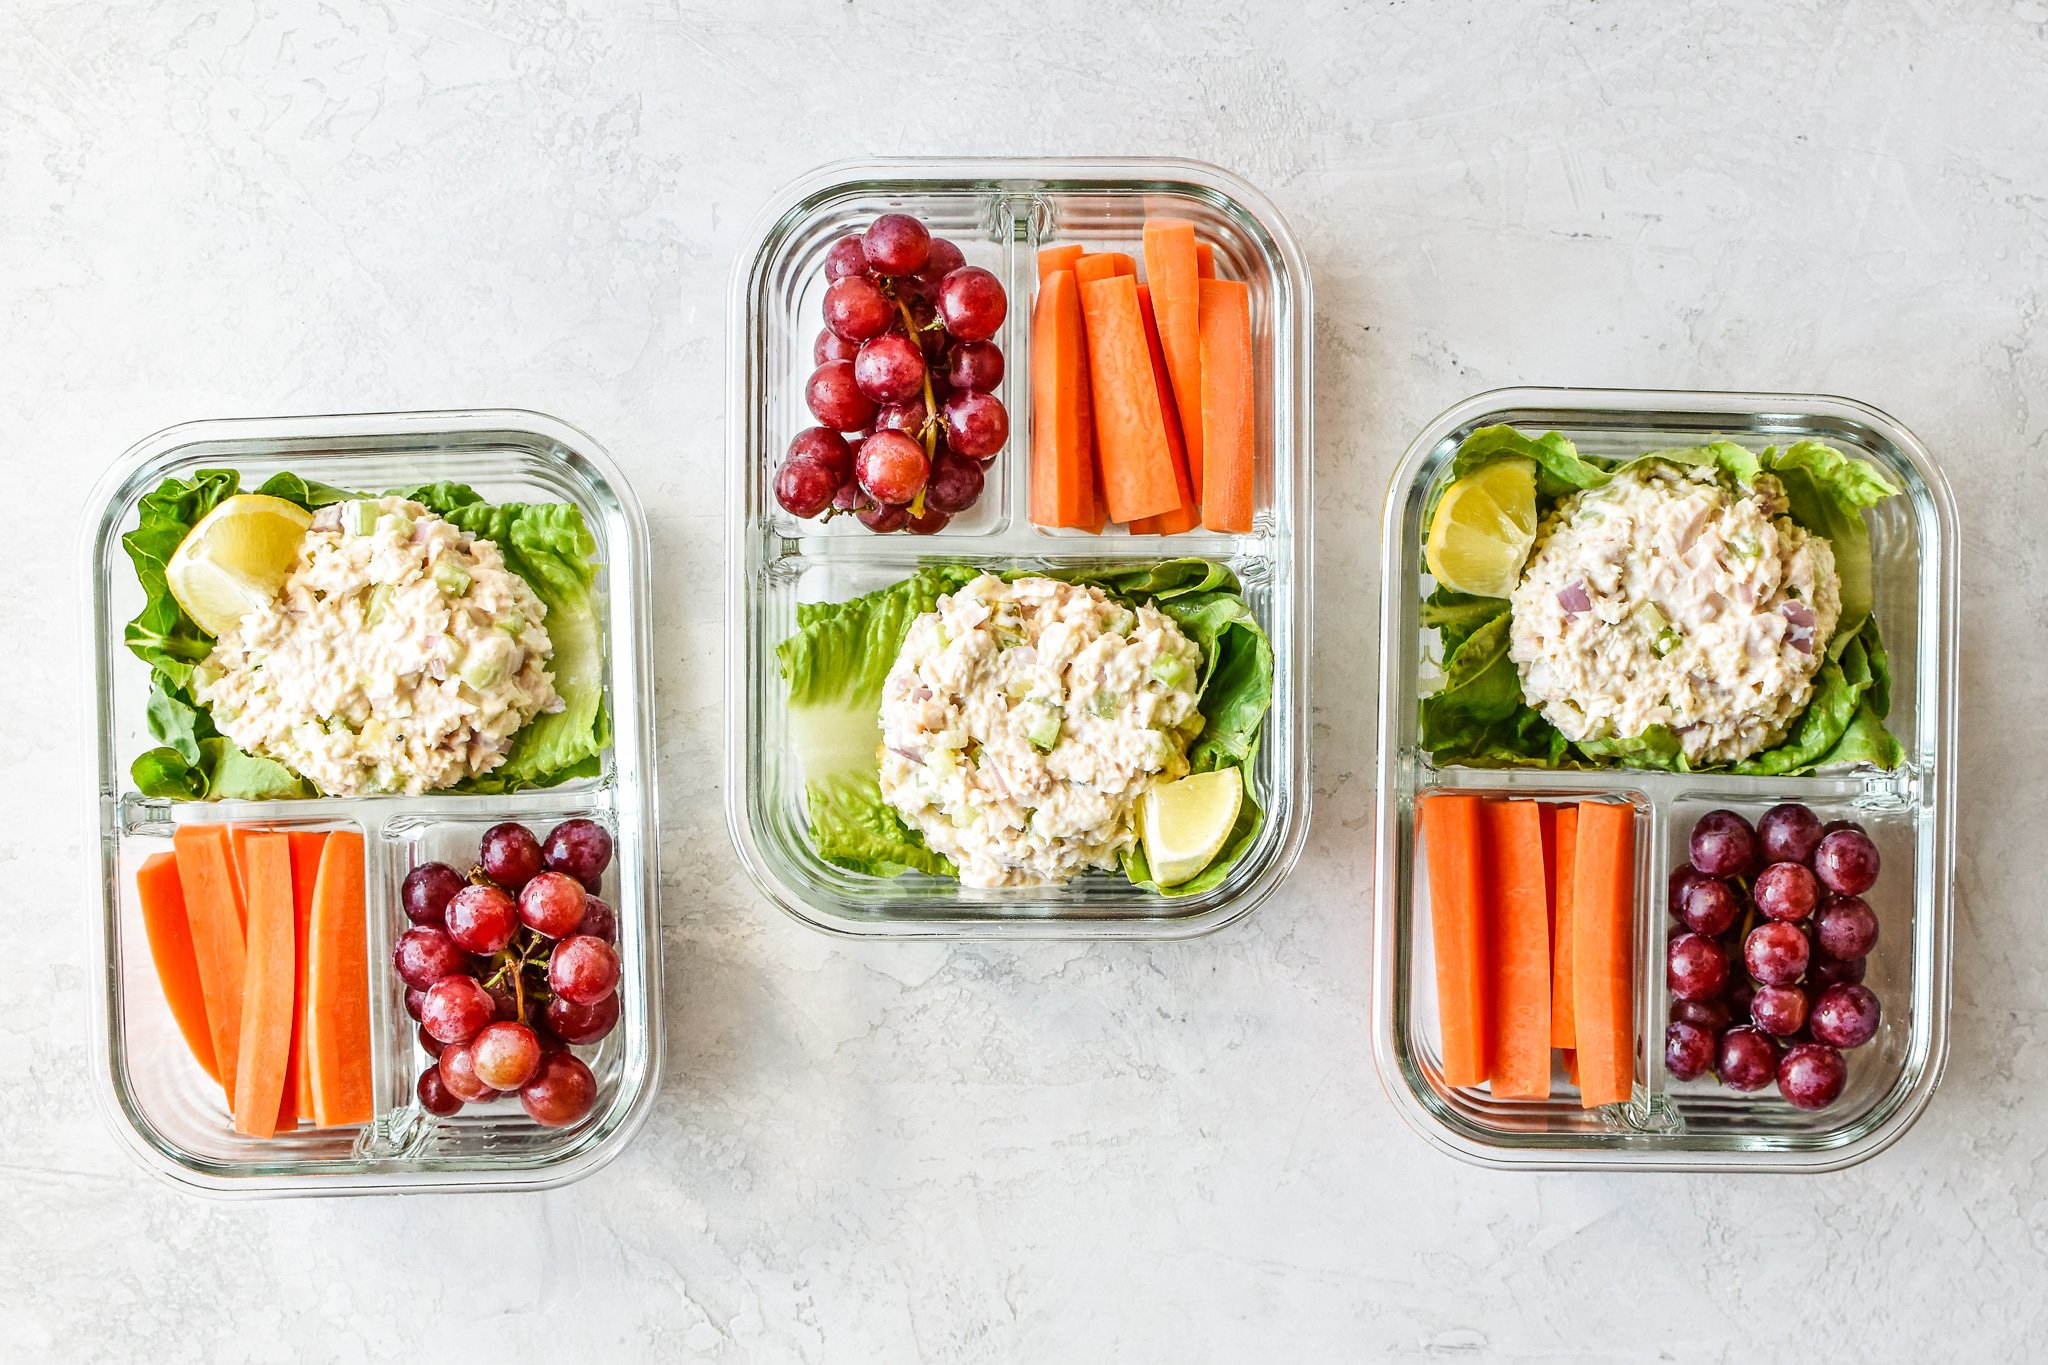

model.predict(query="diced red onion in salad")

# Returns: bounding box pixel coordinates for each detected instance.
[1558,581,1592,616]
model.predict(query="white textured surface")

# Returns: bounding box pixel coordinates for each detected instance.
[4,0,2045,1359]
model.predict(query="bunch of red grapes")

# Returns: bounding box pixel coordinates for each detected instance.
[1664,804,1885,1110]
[776,212,1010,534]
[393,817,622,1128]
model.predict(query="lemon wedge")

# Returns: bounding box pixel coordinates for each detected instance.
[1424,458,1539,599]
[1141,767,1244,887]
[166,493,313,637]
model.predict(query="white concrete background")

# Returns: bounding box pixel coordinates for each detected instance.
[4,0,2043,1359]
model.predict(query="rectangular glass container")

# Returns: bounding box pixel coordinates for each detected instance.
[1371,388,1957,1170]
[726,158,1313,938]
[83,409,661,1195]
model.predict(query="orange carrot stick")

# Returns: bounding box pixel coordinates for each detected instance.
[1129,284,1200,536]
[1142,219,1205,499]
[1420,791,1490,1088]
[1572,801,1637,1108]
[135,851,221,1088]
[1194,242,1216,278]
[1483,801,1551,1099]
[232,833,296,1139]
[1029,269,1096,529]
[1077,273,1183,523]
[173,825,248,1099]
[305,831,372,1128]
[1550,806,1579,1050]
[285,830,328,1125]
[1036,243,1084,279]
[1074,253,1123,288]
[1197,278,1254,532]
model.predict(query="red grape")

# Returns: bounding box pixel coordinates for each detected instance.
[1810,983,1881,1048]
[518,870,587,939]
[856,430,930,506]
[1668,864,1701,916]
[917,236,966,284]
[787,427,854,485]
[1777,1042,1847,1109]
[942,390,1008,459]
[1678,877,1740,936]
[519,1051,598,1127]
[1815,829,1880,895]
[945,340,1003,393]
[1758,803,1824,865]
[1811,953,1868,987]
[1727,975,1756,1017]
[417,1066,463,1116]
[858,502,910,533]
[1745,921,1810,986]
[805,360,878,432]
[1813,895,1879,959]
[876,398,933,439]
[438,1042,500,1104]
[923,451,985,515]
[394,926,468,991]
[484,977,521,1022]
[549,934,620,1006]
[854,333,928,406]
[1671,997,1733,1032]
[1822,818,1867,837]
[421,976,496,1045]
[937,266,1007,341]
[831,477,867,514]
[545,818,612,889]
[1750,983,1810,1037]
[906,508,950,535]
[814,328,859,364]
[402,862,464,927]
[862,213,930,276]
[1667,932,1730,1002]
[822,234,868,281]
[480,822,544,889]
[444,884,518,955]
[1689,810,1757,878]
[1753,862,1820,922]
[1665,1020,1716,1081]
[775,457,837,519]
[405,986,429,1022]
[823,275,892,342]
[1717,1027,1780,1091]
[471,1020,544,1091]
[418,1023,445,1058]
[545,991,621,1046]
[577,896,617,945]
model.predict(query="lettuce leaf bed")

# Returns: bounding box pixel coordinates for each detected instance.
[775,558,1274,897]
[122,469,608,800]
[1419,427,1903,775]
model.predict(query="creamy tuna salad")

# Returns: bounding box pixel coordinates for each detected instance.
[876,575,1204,888]
[1508,463,1841,766]
[193,496,563,796]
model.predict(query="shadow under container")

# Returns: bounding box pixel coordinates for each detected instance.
[1372,387,1957,1171]
[84,410,660,1195]
[726,157,1313,939]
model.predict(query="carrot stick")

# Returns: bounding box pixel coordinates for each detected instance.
[1194,242,1215,279]
[1562,1050,1579,1087]
[1077,273,1183,523]
[1482,801,1551,1099]
[1029,269,1097,529]
[173,825,248,1099]
[305,831,372,1128]
[1572,801,1637,1108]
[135,851,221,1088]
[1128,285,1200,536]
[1197,278,1255,532]
[1550,806,1579,1050]
[1141,219,1205,500]
[1420,791,1489,1088]
[1036,243,1084,279]
[1074,253,1124,288]
[232,833,296,1139]
[285,830,327,1125]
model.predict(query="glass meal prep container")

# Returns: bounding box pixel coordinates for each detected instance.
[725,157,1313,939]
[82,409,661,1195]
[1372,388,1957,1171]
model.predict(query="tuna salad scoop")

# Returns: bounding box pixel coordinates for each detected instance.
[877,574,1205,888]
[1507,463,1841,766]
[193,496,564,796]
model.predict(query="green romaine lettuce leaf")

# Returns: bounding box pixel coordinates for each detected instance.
[774,561,1275,893]
[1758,440,1898,659]
[1445,425,1611,502]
